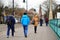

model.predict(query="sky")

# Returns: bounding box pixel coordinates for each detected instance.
[2,0,46,9]
[1,0,60,14]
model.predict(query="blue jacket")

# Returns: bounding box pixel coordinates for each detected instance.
[21,15,30,26]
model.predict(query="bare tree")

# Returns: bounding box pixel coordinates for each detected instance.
[0,0,4,24]
[41,0,57,18]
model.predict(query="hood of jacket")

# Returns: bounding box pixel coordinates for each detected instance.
[22,15,28,18]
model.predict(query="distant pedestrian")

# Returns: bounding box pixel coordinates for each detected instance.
[45,17,49,26]
[40,18,43,26]
[6,15,15,38]
[32,14,39,33]
[21,12,30,38]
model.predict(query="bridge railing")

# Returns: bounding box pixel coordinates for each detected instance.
[49,19,60,40]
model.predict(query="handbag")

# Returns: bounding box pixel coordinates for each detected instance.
[32,20,35,25]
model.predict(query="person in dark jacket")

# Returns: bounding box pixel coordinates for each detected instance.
[6,15,15,38]
[40,18,43,26]
[21,12,30,38]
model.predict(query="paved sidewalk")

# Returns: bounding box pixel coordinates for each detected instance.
[0,24,57,40]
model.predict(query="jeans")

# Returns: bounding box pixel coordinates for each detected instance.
[23,25,28,36]
[46,22,48,26]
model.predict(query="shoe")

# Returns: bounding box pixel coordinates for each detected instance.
[7,36,9,38]
[25,35,27,38]
[35,32,37,34]
[12,35,14,37]
[14,31,15,32]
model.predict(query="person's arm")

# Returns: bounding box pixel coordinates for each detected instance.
[14,18,15,24]
[38,16,39,22]
[31,17,34,22]
[28,17,30,24]
[6,18,8,24]
[21,17,23,24]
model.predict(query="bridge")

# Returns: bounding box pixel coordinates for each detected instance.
[0,24,58,40]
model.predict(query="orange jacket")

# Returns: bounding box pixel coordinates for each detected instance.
[33,15,39,26]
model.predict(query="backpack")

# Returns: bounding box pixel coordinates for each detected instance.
[6,19,12,25]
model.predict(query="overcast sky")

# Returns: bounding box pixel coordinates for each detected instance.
[1,0,60,13]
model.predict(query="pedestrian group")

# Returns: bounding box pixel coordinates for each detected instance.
[6,12,49,38]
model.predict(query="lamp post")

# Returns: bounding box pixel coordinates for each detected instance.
[26,0,28,11]
[12,0,14,15]
[23,0,28,12]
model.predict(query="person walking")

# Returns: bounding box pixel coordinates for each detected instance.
[21,12,30,38]
[45,17,49,26]
[40,18,43,26]
[32,14,39,33]
[6,15,15,38]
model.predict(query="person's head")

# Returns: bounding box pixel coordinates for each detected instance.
[8,15,14,18]
[8,15,13,16]
[34,14,38,18]
[24,12,27,15]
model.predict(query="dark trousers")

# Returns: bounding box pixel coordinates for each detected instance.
[46,22,48,26]
[23,25,28,36]
[7,25,14,36]
[40,22,43,26]
[34,26,37,33]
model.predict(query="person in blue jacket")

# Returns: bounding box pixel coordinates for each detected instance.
[6,15,15,38]
[21,12,30,38]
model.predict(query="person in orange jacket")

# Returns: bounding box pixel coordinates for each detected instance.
[32,14,39,33]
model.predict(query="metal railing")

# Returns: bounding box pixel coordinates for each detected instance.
[49,19,60,40]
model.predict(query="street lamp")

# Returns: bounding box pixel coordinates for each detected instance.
[23,0,28,12]
[12,0,14,15]
[26,0,28,10]
[23,0,25,3]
